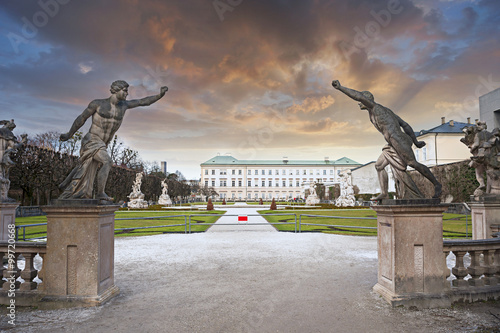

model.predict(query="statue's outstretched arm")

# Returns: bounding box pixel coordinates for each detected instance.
[127,86,168,109]
[60,101,97,141]
[332,80,375,109]
[395,114,425,148]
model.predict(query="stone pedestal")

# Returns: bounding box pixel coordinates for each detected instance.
[40,201,120,308]
[0,202,18,241]
[469,196,500,240]
[372,202,450,308]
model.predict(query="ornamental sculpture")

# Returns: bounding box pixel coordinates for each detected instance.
[0,119,27,202]
[127,173,148,209]
[461,121,500,197]
[332,80,442,200]
[158,178,172,206]
[59,80,168,201]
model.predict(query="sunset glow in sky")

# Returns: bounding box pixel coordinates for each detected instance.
[1,0,499,179]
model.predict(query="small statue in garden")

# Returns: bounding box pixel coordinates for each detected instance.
[305,181,320,205]
[127,173,148,208]
[158,178,172,206]
[336,171,356,207]
[0,119,27,202]
[59,80,168,201]
[331,80,442,200]
[461,121,500,197]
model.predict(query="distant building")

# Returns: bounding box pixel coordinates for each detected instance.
[480,87,500,130]
[412,117,472,167]
[200,155,361,200]
[161,161,167,175]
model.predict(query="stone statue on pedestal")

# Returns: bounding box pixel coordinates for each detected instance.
[0,119,27,202]
[461,121,500,197]
[305,181,320,205]
[336,171,356,207]
[332,80,442,200]
[127,173,148,209]
[158,178,172,206]
[59,80,168,201]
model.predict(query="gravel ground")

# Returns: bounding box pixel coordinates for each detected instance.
[1,208,499,332]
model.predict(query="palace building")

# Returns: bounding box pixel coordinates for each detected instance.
[200,155,361,200]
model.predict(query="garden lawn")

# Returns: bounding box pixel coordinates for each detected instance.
[259,210,471,238]
[14,210,226,240]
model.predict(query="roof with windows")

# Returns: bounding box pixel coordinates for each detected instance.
[416,120,471,137]
[201,155,361,166]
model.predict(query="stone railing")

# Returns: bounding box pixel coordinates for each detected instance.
[443,238,500,303]
[0,241,46,305]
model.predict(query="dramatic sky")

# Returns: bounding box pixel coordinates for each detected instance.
[1,0,499,179]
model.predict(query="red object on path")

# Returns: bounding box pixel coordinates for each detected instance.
[238,216,248,222]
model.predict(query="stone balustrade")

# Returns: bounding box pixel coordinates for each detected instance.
[0,241,46,305]
[443,238,500,303]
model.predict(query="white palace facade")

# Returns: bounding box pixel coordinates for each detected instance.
[200,155,362,200]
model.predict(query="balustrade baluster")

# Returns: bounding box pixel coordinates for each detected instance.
[36,253,44,285]
[467,250,485,287]
[452,251,469,288]
[443,251,452,289]
[482,250,497,285]
[494,249,500,281]
[20,253,38,290]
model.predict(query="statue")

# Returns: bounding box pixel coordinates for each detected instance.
[336,171,356,207]
[158,178,172,206]
[305,181,320,205]
[0,119,27,202]
[127,173,148,208]
[59,80,168,201]
[332,80,442,200]
[461,121,500,197]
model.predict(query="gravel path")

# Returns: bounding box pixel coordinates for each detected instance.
[1,208,499,332]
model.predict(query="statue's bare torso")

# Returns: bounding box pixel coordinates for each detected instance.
[88,99,127,145]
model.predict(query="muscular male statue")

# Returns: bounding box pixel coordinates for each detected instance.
[59,80,168,200]
[332,80,442,200]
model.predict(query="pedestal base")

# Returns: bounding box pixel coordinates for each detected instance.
[372,203,449,308]
[469,196,500,239]
[41,203,120,308]
[0,202,18,241]
[39,285,120,309]
[373,283,451,308]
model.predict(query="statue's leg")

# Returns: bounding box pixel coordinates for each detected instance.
[408,160,442,198]
[94,149,113,200]
[373,154,390,200]
[475,165,486,189]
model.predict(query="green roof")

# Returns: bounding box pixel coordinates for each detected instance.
[201,155,361,166]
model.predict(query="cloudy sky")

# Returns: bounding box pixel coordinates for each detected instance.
[1,0,498,179]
